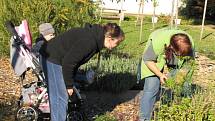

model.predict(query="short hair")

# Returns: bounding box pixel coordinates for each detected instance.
[103,23,124,39]
[170,33,192,56]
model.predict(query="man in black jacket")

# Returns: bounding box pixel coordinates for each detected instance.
[40,23,124,121]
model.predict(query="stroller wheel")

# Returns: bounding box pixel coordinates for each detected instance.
[67,111,84,121]
[16,106,38,121]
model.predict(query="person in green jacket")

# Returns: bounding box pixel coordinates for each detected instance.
[139,28,194,121]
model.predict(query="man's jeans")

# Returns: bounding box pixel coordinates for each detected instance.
[42,60,68,121]
[140,76,160,121]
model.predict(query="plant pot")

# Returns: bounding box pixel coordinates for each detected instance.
[151,16,158,23]
[174,19,181,25]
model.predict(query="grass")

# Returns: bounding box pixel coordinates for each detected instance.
[105,16,215,60]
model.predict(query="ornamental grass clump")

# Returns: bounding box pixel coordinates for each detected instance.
[81,53,138,93]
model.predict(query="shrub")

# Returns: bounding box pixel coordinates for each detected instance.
[81,52,138,93]
[94,113,117,121]
[158,14,171,24]
[0,0,99,56]
[157,89,215,121]
[164,57,196,99]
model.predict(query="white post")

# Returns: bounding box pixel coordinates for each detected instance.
[139,0,144,42]
[170,0,175,29]
[119,0,124,26]
[136,0,142,26]
[152,0,156,30]
[175,0,178,28]
[99,0,103,22]
[200,0,208,41]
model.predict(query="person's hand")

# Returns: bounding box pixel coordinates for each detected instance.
[159,74,168,84]
[67,88,74,95]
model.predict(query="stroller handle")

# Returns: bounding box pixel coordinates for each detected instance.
[6,20,32,53]
[5,21,19,37]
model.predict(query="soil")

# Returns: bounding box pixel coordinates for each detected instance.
[0,52,215,121]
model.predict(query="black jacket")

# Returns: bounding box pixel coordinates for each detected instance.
[40,24,104,88]
[32,35,46,57]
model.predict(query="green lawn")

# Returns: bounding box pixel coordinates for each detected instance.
[107,17,215,60]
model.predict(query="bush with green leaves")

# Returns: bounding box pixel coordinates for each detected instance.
[0,0,99,56]
[180,0,215,20]
[157,89,215,121]
[94,113,117,121]
[164,57,196,99]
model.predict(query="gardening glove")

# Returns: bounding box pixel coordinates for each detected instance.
[86,69,95,84]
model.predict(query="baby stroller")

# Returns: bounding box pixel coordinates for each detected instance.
[6,20,86,121]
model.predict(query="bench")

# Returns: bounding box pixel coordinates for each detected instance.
[101,8,126,20]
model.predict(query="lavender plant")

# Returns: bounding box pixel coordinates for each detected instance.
[80,53,138,93]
